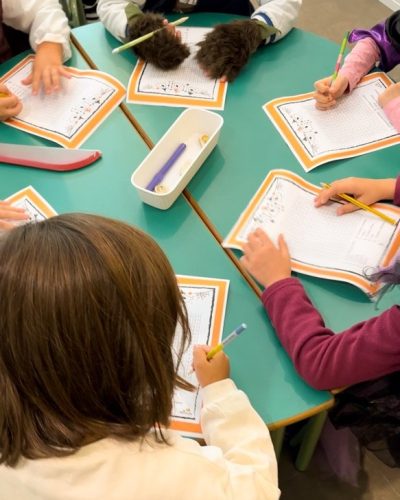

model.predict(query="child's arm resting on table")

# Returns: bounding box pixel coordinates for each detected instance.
[262,278,400,390]
[193,346,280,500]
[3,0,71,94]
[242,177,400,390]
[196,0,301,82]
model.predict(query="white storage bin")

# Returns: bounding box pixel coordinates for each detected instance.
[131,108,223,210]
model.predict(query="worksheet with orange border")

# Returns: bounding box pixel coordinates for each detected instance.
[127,27,227,110]
[223,169,400,297]
[1,56,126,148]
[264,73,400,172]
[6,185,57,222]
[170,275,229,437]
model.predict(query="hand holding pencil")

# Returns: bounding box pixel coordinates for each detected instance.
[192,345,230,388]
[0,84,22,122]
[314,31,350,110]
[314,177,397,222]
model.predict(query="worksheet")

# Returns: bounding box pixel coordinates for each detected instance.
[171,275,229,437]
[6,186,57,224]
[127,27,227,109]
[264,73,400,171]
[1,56,126,148]
[223,170,400,296]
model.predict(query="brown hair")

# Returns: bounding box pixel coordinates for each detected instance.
[0,214,192,466]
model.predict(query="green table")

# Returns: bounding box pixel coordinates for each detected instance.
[0,48,333,435]
[72,15,400,334]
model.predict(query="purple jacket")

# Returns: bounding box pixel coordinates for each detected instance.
[262,177,400,391]
[349,10,400,72]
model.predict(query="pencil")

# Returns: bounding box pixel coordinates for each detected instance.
[206,323,247,361]
[0,92,9,98]
[331,31,349,83]
[112,16,189,55]
[321,182,397,225]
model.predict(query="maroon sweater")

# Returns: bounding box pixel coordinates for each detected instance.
[262,178,400,391]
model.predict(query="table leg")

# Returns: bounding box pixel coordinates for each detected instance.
[294,411,327,471]
[270,427,285,460]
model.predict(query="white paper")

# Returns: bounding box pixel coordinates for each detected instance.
[5,186,57,227]
[265,75,400,171]
[2,58,125,147]
[128,27,226,109]
[172,280,227,428]
[224,172,399,294]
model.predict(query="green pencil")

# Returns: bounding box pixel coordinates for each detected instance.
[331,31,350,83]
[112,16,189,55]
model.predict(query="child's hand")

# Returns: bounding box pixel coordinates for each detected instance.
[0,84,22,121]
[314,74,349,110]
[22,42,70,95]
[314,177,397,215]
[192,345,230,388]
[240,228,291,288]
[0,201,28,229]
[378,82,400,108]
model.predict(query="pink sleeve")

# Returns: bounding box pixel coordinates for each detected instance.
[339,37,380,92]
[383,96,400,133]
[261,277,400,390]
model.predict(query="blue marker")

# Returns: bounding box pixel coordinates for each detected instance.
[146,142,186,192]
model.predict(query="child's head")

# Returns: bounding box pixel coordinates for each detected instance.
[0,214,191,466]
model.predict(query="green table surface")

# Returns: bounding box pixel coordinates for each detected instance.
[72,14,400,335]
[0,48,333,428]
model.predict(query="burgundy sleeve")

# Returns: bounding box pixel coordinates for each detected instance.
[262,277,400,390]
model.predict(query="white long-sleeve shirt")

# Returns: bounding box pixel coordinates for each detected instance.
[2,0,71,61]
[97,0,301,44]
[0,379,280,500]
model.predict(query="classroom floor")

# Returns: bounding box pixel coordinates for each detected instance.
[278,1,400,498]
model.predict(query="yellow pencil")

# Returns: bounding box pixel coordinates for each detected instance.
[321,182,397,225]
[0,92,9,98]
[206,323,247,361]
[112,16,189,55]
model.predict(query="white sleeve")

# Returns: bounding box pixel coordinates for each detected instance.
[251,0,302,44]
[97,0,145,41]
[199,379,280,500]
[2,0,71,61]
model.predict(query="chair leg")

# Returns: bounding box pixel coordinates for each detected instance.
[71,0,86,27]
[294,410,327,471]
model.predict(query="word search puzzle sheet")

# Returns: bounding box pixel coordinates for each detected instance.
[127,27,227,109]
[223,170,400,296]
[171,275,229,437]
[264,73,400,171]
[0,56,126,148]
[6,186,57,223]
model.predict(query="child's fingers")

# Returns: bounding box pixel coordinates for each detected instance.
[278,234,290,258]
[59,66,71,79]
[50,67,61,91]
[0,220,15,230]
[336,202,359,216]
[314,78,331,94]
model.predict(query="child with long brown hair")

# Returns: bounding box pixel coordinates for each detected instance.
[0,213,279,499]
